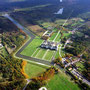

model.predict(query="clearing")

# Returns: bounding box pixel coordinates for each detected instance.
[24,62,47,79]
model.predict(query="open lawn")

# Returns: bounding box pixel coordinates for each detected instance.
[35,49,46,59]
[55,33,61,42]
[62,32,71,38]
[49,33,57,41]
[55,46,65,59]
[25,62,47,79]
[35,49,55,61]
[21,38,43,56]
[53,28,58,32]
[49,32,61,42]
[46,72,80,90]
[44,50,55,61]
[41,22,55,28]
[32,48,40,57]
[21,38,55,61]
[76,62,85,72]
[55,50,59,59]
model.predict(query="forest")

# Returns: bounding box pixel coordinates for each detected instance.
[0,16,27,89]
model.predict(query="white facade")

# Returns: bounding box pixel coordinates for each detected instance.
[0,43,3,49]
[41,41,58,51]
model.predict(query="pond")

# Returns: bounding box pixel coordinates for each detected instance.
[54,8,64,15]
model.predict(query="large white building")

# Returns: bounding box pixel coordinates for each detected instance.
[41,41,59,51]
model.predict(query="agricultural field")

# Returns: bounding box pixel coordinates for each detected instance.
[55,19,66,25]
[46,72,80,90]
[63,18,84,30]
[24,62,47,79]
[41,22,55,28]
[27,25,46,36]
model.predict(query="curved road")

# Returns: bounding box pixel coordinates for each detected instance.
[3,14,52,66]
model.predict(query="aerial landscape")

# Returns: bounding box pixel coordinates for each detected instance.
[0,0,90,90]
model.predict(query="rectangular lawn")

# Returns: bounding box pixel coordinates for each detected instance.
[21,38,43,56]
[32,48,40,57]
[55,33,61,42]
[49,33,57,41]
[35,49,46,59]
[25,62,47,79]
[44,50,55,61]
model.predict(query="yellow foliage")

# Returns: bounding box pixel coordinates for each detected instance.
[21,61,29,79]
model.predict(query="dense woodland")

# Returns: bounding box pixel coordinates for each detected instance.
[10,0,90,26]
[0,17,27,89]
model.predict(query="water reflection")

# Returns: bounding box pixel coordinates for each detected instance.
[54,8,64,14]
[60,0,63,2]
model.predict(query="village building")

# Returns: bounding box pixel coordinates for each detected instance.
[41,40,59,51]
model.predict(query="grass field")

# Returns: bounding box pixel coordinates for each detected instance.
[25,62,47,79]
[21,30,62,61]
[76,62,85,72]
[49,32,61,42]
[55,50,59,58]
[21,38,43,56]
[44,50,55,60]
[21,38,55,61]
[46,72,80,90]
[35,49,55,61]
[55,33,61,42]
[49,33,57,41]
[62,32,71,38]
[35,49,46,59]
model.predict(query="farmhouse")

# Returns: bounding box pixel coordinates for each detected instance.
[41,40,58,50]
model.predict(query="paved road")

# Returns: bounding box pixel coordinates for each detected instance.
[3,14,52,66]
[65,58,80,68]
